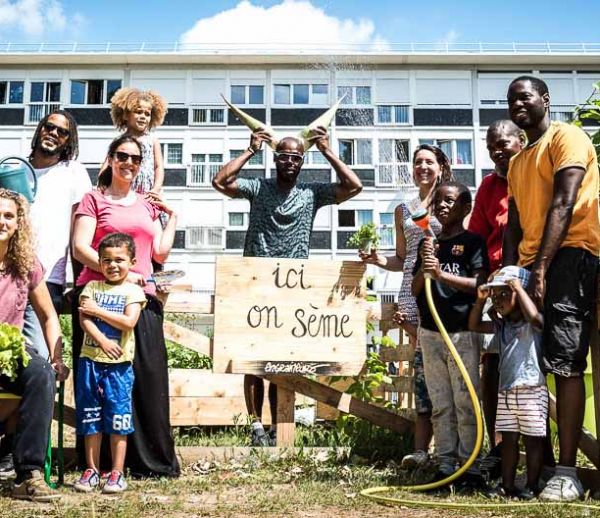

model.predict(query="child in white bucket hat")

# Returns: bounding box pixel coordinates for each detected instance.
[469,265,547,499]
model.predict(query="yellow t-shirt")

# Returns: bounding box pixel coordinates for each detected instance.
[507,121,600,266]
[80,281,146,364]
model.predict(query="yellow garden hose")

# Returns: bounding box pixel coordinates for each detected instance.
[360,277,600,511]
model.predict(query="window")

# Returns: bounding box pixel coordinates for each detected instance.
[28,81,61,123]
[186,226,224,249]
[377,139,411,186]
[337,86,371,105]
[338,209,373,228]
[228,212,248,227]
[70,79,121,105]
[191,107,225,125]
[338,139,372,166]
[304,150,329,166]
[273,83,329,105]
[230,85,264,105]
[0,81,24,104]
[376,105,410,124]
[419,139,473,166]
[379,213,395,248]
[230,149,264,166]
[160,143,183,165]
[189,153,223,186]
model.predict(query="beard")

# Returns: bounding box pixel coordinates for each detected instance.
[37,140,64,157]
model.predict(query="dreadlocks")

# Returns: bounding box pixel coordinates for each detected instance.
[29,110,79,162]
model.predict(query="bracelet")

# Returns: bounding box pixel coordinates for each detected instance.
[247,146,256,156]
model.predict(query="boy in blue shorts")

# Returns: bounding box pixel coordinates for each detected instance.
[469,266,547,499]
[74,233,146,494]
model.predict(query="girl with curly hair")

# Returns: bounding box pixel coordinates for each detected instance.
[0,188,68,501]
[101,87,168,196]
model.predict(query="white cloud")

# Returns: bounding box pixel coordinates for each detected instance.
[0,0,84,39]
[180,0,388,51]
[438,29,459,45]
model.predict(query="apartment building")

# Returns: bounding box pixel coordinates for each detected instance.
[0,44,598,288]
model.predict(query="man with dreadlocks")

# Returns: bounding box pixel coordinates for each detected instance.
[0,111,91,481]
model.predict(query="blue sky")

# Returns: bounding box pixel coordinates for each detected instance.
[0,0,598,45]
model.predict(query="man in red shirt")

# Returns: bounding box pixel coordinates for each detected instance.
[468,119,524,474]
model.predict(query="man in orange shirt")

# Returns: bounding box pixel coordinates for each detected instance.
[503,76,600,501]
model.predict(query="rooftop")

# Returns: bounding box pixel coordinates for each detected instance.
[1,42,600,66]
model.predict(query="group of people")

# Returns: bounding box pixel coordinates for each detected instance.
[0,73,597,505]
[362,75,599,502]
[0,87,179,502]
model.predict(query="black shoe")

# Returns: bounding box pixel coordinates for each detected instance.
[0,453,15,480]
[485,485,521,499]
[480,443,502,482]
[268,429,277,447]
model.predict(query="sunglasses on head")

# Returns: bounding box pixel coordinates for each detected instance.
[42,122,70,138]
[113,151,142,166]
[274,151,304,164]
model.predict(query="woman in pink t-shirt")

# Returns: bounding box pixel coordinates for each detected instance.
[71,135,180,477]
[0,188,68,499]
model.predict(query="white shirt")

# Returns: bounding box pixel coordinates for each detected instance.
[30,160,92,285]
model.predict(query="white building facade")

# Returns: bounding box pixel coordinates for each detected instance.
[0,46,598,290]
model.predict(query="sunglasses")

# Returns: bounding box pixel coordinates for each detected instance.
[113,151,142,166]
[42,122,70,138]
[274,152,304,164]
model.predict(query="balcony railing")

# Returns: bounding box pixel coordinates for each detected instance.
[2,42,600,55]
[185,226,224,249]
[375,163,412,187]
[188,163,221,186]
[550,105,575,122]
[190,106,226,125]
[26,102,61,124]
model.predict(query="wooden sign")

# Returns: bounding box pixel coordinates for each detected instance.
[213,257,367,375]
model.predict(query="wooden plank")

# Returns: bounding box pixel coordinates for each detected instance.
[213,257,367,375]
[231,360,364,376]
[381,376,414,394]
[265,374,413,434]
[169,396,272,426]
[380,302,397,323]
[163,321,211,356]
[164,300,214,315]
[276,386,295,446]
[548,392,599,469]
[379,345,414,363]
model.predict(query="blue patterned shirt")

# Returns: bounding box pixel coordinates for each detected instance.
[235,178,337,259]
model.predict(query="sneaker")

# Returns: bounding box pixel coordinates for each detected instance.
[102,470,127,494]
[0,452,15,480]
[539,474,584,502]
[400,450,429,470]
[73,468,100,493]
[250,422,270,447]
[11,470,61,502]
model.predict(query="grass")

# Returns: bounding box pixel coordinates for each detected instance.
[1,451,598,518]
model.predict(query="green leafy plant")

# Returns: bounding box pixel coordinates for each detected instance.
[573,82,600,158]
[346,222,380,252]
[166,340,213,369]
[0,323,30,381]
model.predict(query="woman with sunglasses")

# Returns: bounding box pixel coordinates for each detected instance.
[71,135,180,478]
[360,144,453,471]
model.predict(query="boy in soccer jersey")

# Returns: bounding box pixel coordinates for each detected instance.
[74,233,146,494]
